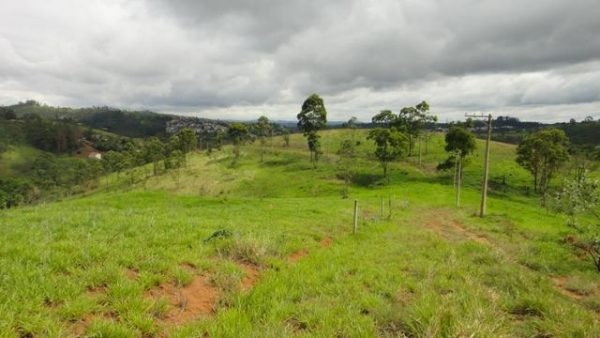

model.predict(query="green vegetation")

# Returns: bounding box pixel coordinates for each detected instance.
[5,100,172,138]
[438,126,477,207]
[297,94,327,168]
[516,128,570,194]
[1,127,600,337]
[367,128,408,180]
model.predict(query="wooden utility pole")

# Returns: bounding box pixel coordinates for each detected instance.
[465,113,493,217]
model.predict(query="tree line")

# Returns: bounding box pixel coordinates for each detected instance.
[0,127,197,209]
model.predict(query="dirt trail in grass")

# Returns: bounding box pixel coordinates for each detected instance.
[422,209,491,246]
[421,209,594,304]
[551,276,586,300]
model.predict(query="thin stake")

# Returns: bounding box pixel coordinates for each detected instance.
[388,195,392,220]
[353,200,359,234]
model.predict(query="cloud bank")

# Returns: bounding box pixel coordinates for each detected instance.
[1,0,599,122]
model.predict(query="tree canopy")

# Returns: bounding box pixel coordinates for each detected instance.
[367,128,408,181]
[297,94,327,168]
[516,128,569,193]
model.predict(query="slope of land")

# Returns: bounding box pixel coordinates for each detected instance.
[1,130,599,337]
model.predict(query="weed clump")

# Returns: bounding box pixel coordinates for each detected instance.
[508,298,546,317]
[212,235,269,265]
[203,229,233,243]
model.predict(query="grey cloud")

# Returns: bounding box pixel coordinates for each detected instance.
[0,0,599,121]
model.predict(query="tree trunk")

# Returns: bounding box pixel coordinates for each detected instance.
[453,160,458,189]
[383,161,388,183]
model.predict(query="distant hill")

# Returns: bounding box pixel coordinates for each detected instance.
[5,100,174,138]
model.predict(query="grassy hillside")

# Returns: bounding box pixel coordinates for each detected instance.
[1,130,599,337]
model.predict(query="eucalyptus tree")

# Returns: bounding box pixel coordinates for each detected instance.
[367,128,408,182]
[297,94,327,168]
[256,115,272,162]
[517,128,569,194]
[228,123,250,164]
[440,126,476,207]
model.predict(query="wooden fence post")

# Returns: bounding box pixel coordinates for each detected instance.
[353,200,358,234]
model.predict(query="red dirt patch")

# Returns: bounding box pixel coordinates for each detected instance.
[319,237,333,247]
[86,285,107,297]
[423,211,491,246]
[288,249,309,263]
[180,262,196,271]
[551,276,585,300]
[147,275,220,324]
[70,311,117,336]
[125,268,139,280]
[239,263,259,291]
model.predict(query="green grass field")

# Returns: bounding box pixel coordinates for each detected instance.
[1,129,599,337]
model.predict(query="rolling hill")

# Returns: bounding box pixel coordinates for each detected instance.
[0,130,598,337]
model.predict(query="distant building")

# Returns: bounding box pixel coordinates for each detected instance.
[88,152,102,160]
[166,117,229,136]
[76,139,102,160]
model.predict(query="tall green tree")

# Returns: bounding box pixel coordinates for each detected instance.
[145,137,166,175]
[371,110,396,127]
[176,128,197,166]
[206,129,225,155]
[256,116,272,162]
[396,101,437,156]
[516,128,569,193]
[297,94,327,168]
[439,126,476,207]
[367,128,408,182]
[553,172,600,271]
[228,123,250,164]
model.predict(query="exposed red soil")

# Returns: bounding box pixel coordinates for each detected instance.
[86,285,107,297]
[319,237,333,247]
[180,262,197,271]
[125,268,139,280]
[239,263,259,291]
[551,276,585,300]
[288,249,309,263]
[146,275,220,324]
[71,311,117,337]
[423,211,491,246]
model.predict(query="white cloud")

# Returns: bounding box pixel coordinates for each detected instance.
[0,0,599,122]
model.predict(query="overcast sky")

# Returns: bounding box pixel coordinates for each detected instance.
[1,0,599,122]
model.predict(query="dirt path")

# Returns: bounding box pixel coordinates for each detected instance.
[420,208,592,304]
[422,209,491,246]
